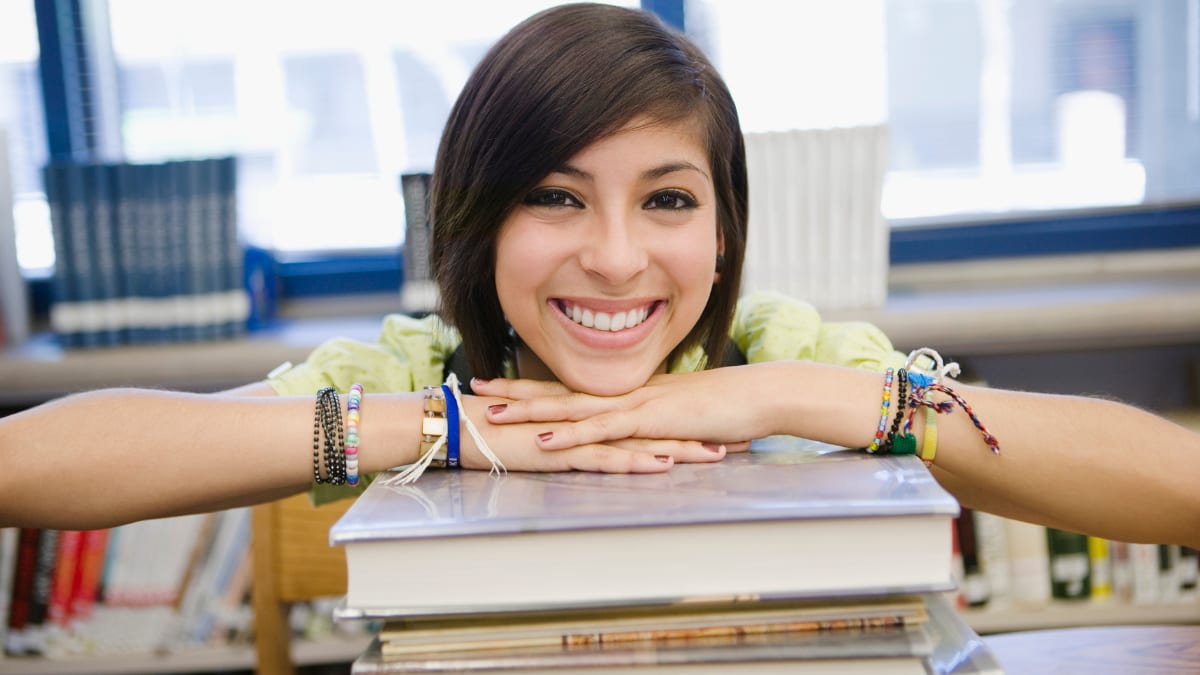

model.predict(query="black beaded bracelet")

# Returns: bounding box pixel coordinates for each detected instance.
[313,387,347,485]
[880,368,909,454]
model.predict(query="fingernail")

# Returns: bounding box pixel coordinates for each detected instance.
[538,432,554,442]
[472,377,491,386]
[488,404,507,414]
[655,455,673,463]
[703,443,725,453]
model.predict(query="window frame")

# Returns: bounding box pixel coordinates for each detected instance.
[24,0,1200,319]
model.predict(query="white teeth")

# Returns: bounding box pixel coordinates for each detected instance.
[562,302,651,332]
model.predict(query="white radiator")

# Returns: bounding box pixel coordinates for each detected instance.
[742,126,889,311]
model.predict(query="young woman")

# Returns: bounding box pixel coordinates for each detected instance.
[1,4,1197,548]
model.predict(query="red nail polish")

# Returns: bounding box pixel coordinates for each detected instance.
[488,404,507,414]
[538,432,554,442]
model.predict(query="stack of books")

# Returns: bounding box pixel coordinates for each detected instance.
[330,437,1004,674]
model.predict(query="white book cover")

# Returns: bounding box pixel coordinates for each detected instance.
[334,439,960,617]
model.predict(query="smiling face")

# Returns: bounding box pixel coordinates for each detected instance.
[494,118,721,396]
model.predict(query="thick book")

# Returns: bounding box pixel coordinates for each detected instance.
[351,594,1000,675]
[332,439,959,617]
[378,594,928,656]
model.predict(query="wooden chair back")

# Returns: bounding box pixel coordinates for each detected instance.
[251,493,354,675]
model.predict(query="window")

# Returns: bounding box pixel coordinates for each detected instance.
[0,0,50,272]
[692,0,1200,223]
[105,0,639,255]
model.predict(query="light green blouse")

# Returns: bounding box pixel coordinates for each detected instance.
[269,290,906,502]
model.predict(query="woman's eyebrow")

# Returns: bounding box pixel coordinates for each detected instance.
[547,160,710,182]
[642,161,710,181]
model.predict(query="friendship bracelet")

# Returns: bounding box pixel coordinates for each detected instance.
[918,382,1001,454]
[441,384,461,469]
[866,368,895,454]
[345,384,363,486]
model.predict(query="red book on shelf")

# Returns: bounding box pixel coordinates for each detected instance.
[48,530,83,627]
[70,529,110,621]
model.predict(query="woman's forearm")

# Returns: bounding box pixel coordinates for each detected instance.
[766,361,1200,548]
[0,388,424,529]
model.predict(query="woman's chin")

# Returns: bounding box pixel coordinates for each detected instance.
[555,365,657,397]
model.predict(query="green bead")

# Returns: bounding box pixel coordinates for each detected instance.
[892,433,918,455]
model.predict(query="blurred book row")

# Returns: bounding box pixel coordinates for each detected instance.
[0,515,363,661]
[952,508,1200,612]
[42,157,249,348]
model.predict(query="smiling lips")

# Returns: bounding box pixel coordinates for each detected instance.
[556,300,658,332]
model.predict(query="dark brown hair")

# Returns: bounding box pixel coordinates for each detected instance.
[431,2,747,379]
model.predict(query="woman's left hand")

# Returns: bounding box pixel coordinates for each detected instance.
[471,365,776,453]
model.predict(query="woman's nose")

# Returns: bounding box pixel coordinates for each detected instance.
[577,211,649,285]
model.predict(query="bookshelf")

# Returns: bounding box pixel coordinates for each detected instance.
[0,634,371,674]
[965,600,1200,635]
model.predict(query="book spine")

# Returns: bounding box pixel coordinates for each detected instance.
[0,528,18,657]
[47,530,83,628]
[1003,519,1051,606]
[399,172,437,313]
[143,163,170,343]
[972,510,1010,607]
[25,529,60,653]
[199,158,224,339]
[4,528,40,655]
[1046,528,1090,600]
[1179,547,1199,600]
[219,157,246,336]
[64,163,97,348]
[87,162,123,346]
[956,508,990,607]
[113,163,143,343]
[1088,536,1113,600]
[44,164,78,348]
[70,529,110,622]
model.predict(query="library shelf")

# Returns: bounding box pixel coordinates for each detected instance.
[0,634,371,674]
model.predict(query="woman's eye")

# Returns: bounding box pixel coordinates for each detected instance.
[645,190,697,210]
[524,189,581,208]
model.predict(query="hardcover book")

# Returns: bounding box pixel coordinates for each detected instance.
[331,438,960,617]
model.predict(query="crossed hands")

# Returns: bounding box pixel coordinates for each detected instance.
[456,366,772,474]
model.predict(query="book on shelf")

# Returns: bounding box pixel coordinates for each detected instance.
[40,157,248,349]
[0,528,16,658]
[352,594,1001,675]
[399,172,437,314]
[331,437,960,618]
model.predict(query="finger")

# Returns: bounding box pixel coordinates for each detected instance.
[725,440,753,453]
[559,444,674,473]
[487,392,617,424]
[535,412,640,450]
[471,377,571,399]
[608,438,726,463]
